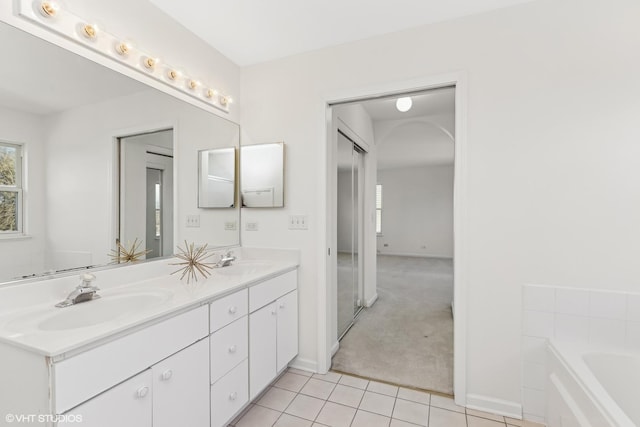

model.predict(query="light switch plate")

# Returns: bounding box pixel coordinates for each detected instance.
[186,215,200,228]
[288,215,308,230]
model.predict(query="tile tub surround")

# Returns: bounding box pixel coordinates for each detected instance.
[521,284,640,422]
[231,369,544,427]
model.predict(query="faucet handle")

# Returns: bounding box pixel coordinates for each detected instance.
[79,273,97,287]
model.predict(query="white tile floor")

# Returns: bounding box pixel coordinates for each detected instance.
[230,369,544,427]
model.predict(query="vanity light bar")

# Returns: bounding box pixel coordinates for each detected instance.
[23,0,232,113]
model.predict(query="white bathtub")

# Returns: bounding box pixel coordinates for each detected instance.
[547,341,639,427]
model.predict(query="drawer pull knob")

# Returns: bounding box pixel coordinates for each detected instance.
[279,302,285,308]
[229,392,237,401]
[161,370,173,381]
[136,386,149,399]
[271,309,277,315]
[228,306,237,314]
[228,345,237,354]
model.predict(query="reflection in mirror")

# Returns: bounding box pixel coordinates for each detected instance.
[119,130,174,259]
[241,142,285,208]
[198,147,236,208]
[0,21,240,284]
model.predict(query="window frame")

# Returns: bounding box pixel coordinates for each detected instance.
[0,141,24,236]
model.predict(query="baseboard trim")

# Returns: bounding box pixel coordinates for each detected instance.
[330,341,339,357]
[466,394,522,419]
[377,251,453,259]
[289,357,318,373]
[366,293,378,307]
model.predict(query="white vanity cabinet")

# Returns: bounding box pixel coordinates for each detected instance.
[54,305,210,426]
[249,270,298,400]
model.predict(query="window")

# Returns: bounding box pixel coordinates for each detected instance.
[376,184,382,234]
[0,142,23,234]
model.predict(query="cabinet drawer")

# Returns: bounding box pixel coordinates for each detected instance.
[210,359,248,427]
[210,289,248,332]
[249,270,297,312]
[210,316,248,384]
[53,305,208,414]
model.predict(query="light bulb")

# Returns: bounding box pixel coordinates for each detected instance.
[39,1,59,17]
[143,57,158,70]
[187,80,199,90]
[82,24,97,39]
[115,41,132,56]
[396,97,412,112]
[167,70,178,80]
[204,88,217,99]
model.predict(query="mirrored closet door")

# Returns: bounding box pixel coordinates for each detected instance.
[337,131,365,339]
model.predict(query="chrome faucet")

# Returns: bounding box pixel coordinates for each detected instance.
[55,274,101,308]
[215,250,236,268]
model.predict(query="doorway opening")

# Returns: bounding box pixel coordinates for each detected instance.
[329,86,456,395]
[117,129,174,260]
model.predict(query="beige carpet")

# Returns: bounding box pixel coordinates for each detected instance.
[331,255,454,394]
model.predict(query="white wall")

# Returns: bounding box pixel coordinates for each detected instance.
[240,0,640,410]
[377,165,454,258]
[0,107,45,280]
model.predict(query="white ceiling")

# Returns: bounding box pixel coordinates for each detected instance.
[0,22,149,115]
[151,0,535,66]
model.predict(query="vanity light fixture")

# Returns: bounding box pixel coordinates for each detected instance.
[25,0,233,112]
[396,97,412,113]
[115,41,131,56]
[39,1,59,17]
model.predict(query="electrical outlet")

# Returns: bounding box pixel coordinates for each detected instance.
[224,221,237,231]
[288,215,308,230]
[245,222,259,231]
[186,215,200,228]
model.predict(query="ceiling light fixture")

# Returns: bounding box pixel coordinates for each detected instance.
[167,69,179,80]
[187,80,199,90]
[396,97,412,113]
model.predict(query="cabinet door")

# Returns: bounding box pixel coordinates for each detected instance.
[58,370,152,427]
[277,290,299,372]
[153,339,210,427]
[249,302,277,400]
[210,359,248,427]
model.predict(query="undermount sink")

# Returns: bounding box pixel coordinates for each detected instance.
[213,260,271,276]
[6,290,172,332]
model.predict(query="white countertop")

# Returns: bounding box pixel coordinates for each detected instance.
[0,248,298,358]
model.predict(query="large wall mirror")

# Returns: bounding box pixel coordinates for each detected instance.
[0,21,240,284]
